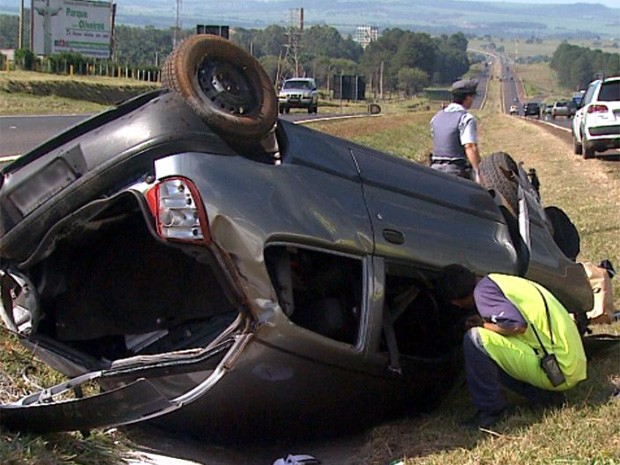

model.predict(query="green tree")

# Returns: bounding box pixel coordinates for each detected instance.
[397,67,429,96]
[258,55,281,85]
[14,48,35,70]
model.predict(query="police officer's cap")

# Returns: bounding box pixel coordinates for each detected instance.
[451,79,478,96]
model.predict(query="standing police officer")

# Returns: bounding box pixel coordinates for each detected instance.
[430,79,482,182]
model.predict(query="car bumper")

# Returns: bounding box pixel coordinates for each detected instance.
[278,98,314,108]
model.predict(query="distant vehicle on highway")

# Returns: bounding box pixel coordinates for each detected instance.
[572,90,586,107]
[509,104,519,115]
[551,101,572,119]
[572,76,620,159]
[542,103,553,117]
[523,102,541,118]
[278,77,319,114]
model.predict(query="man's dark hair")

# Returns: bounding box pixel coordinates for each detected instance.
[435,264,477,301]
[452,91,475,105]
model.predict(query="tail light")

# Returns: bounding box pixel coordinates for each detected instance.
[587,104,608,114]
[145,177,211,244]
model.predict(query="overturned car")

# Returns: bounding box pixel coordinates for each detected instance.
[0,36,592,439]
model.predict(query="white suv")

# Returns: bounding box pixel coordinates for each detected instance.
[572,76,620,159]
[278,78,319,114]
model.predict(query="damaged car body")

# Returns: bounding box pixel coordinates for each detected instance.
[0,35,593,439]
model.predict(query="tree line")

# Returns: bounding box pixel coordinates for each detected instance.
[550,42,619,91]
[1,13,470,97]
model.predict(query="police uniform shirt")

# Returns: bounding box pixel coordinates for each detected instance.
[430,102,478,148]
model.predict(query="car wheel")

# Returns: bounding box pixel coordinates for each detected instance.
[583,142,595,159]
[307,106,313,114]
[544,206,580,261]
[279,104,285,114]
[161,35,277,141]
[285,107,290,114]
[479,151,519,216]
[572,136,582,155]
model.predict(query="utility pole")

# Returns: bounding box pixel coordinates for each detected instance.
[280,8,303,79]
[379,60,384,101]
[18,0,24,49]
[173,0,182,49]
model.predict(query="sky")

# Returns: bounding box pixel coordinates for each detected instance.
[459,0,619,6]
[0,0,619,7]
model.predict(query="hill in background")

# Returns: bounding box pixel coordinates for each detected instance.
[1,0,618,39]
[103,0,620,38]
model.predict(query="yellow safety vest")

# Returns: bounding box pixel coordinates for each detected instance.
[477,274,587,391]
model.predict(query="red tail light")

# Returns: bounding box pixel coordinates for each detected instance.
[587,104,608,114]
[145,177,211,244]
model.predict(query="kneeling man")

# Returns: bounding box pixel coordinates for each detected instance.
[436,264,587,429]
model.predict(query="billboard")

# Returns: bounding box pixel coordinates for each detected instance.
[32,0,113,58]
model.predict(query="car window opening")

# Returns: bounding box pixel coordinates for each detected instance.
[265,245,362,345]
[17,195,240,366]
[382,269,468,361]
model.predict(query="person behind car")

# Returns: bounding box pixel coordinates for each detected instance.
[435,264,587,429]
[430,79,482,182]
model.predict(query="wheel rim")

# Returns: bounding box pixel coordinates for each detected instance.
[196,58,260,116]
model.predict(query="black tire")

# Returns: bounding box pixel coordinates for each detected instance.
[573,136,582,155]
[480,151,520,216]
[279,104,285,114]
[544,206,580,261]
[583,142,595,159]
[285,107,290,114]
[161,35,277,141]
[307,106,313,114]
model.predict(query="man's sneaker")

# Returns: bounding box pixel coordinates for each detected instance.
[460,409,508,430]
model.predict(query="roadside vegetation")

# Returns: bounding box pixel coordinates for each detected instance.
[1,57,619,465]
[0,71,157,114]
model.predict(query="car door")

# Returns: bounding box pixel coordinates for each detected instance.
[349,145,520,276]
[575,81,598,142]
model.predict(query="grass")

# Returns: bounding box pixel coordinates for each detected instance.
[1,60,620,464]
[0,70,158,114]
[513,62,573,101]
[0,92,110,115]
[469,38,620,60]
[0,331,134,465]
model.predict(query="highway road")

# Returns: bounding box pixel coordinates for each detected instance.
[0,109,374,159]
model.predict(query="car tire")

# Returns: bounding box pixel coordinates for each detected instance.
[161,35,277,141]
[480,151,519,216]
[573,136,582,155]
[583,142,595,159]
[544,206,580,261]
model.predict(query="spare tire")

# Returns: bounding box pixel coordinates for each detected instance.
[480,151,519,216]
[161,35,277,141]
[544,206,580,261]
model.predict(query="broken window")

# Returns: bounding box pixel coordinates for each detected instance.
[265,245,362,345]
[382,264,467,360]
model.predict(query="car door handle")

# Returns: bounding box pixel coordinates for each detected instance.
[382,229,405,245]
